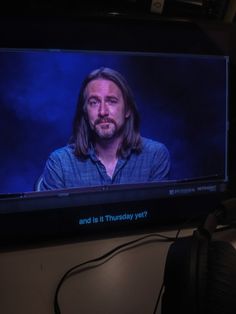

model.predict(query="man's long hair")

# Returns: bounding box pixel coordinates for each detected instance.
[70,67,142,158]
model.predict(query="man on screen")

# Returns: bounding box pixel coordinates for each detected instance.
[38,67,170,190]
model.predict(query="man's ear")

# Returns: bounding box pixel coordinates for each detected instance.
[125,109,131,118]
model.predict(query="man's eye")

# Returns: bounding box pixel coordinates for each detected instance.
[88,99,99,106]
[108,98,118,105]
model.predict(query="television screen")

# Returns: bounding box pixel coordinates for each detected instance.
[0,48,229,190]
[0,16,233,245]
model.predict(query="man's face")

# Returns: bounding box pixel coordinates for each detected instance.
[84,78,130,140]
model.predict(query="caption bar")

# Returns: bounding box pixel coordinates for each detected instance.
[78,210,149,225]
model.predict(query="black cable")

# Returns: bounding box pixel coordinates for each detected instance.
[174,212,208,240]
[153,281,165,314]
[54,232,176,314]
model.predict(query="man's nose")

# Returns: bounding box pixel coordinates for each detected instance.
[98,101,109,116]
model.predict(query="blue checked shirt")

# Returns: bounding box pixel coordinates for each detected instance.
[39,137,171,190]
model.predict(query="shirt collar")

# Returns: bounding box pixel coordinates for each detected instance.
[87,143,132,162]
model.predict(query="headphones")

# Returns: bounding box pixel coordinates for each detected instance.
[162,205,236,314]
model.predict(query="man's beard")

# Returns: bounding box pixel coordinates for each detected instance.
[93,117,119,139]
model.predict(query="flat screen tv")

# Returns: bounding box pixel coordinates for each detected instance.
[0,14,234,246]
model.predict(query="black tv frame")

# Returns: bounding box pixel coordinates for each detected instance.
[0,180,228,246]
[0,13,235,247]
